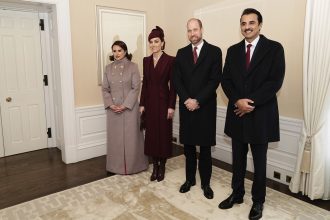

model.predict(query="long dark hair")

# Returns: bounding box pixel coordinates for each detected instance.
[109,40,133,61]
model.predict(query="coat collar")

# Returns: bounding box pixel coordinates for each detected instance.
[113,57,129,65]
[195,40,208,66]
[241,35,272,75]
[145,52,170,78]
[184,40,210,68]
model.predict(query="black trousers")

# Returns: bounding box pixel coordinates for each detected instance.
[231,139,268,203]
[184,145,212,187]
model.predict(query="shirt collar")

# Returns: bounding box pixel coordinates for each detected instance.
[245,35,260,48]
[192,40,204,50]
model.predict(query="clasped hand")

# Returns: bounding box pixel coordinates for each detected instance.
[110,105,127,114]
[234,98,255,117]
[184,98,199,111]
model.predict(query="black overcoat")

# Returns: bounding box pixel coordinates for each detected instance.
[221,35,285,144]
[173,41,222,146]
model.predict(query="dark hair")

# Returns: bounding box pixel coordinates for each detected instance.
[109,40,132,61]
[148,26,166,50]
[240,8,263,24]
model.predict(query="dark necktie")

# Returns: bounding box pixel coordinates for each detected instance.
[246,44,252,70]
[193,46,198,64]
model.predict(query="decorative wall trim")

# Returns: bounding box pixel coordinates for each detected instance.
[96,7,146,84]
[76,104,303,185]
[75,105,106,161]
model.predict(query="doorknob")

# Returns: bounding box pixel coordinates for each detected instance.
[6,97,12,102]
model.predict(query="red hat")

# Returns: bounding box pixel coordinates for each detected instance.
[148,26,164,41]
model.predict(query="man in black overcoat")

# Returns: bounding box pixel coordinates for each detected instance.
[173,18,222,199]
[218,8,285,220]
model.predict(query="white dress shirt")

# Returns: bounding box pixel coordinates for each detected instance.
[245,35,260,60]
[192,40,204,57]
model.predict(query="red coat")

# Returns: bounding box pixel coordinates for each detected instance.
[140,53,176,158]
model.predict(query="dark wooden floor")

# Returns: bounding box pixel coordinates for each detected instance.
[0,146,329,211]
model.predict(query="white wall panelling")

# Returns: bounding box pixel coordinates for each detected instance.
[76,104,302,185]
[75,105,106,161]
[212,107,302,185]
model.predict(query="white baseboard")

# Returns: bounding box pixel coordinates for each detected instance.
[173,106,302,185]
[76,104,303,185]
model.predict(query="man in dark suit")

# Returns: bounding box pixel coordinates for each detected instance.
[218,8,285,220]
[173,18,222,199]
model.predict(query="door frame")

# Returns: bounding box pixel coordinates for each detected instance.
[0,110,3,157]
[0,0,77,163]
[39,11,57,148]
[0,9,49,155]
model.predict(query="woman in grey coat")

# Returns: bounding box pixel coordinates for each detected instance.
[102,40,148,174]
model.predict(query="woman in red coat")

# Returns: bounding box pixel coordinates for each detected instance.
[140,26,176,182]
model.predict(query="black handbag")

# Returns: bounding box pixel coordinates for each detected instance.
[140,111,146,131]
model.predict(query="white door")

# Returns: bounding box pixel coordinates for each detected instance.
[0,10,47,156]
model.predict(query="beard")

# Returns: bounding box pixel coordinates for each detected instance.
[189,35,202,45]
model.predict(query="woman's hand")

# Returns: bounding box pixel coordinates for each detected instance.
[109,105,118,112]
[116,105,127,113]
[111,105,127,113]
[167,108,175,119]
[139,106,145,114]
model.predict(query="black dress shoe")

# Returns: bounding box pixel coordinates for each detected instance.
[201,185,214,199]
[179,180,196,193]
[249,203,263,220]
[218,194,244,209]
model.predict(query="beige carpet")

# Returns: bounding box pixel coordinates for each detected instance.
[0,156,329,220]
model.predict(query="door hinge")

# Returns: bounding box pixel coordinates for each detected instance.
[39,19,45,31]
[43,75,48,86]
[47,128,52,138]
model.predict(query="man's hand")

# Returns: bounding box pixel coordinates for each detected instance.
[184,98,200,111]
[234,98,255,117]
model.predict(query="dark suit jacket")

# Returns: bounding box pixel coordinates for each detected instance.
[221,35,285,144]
[173,40,222,146]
